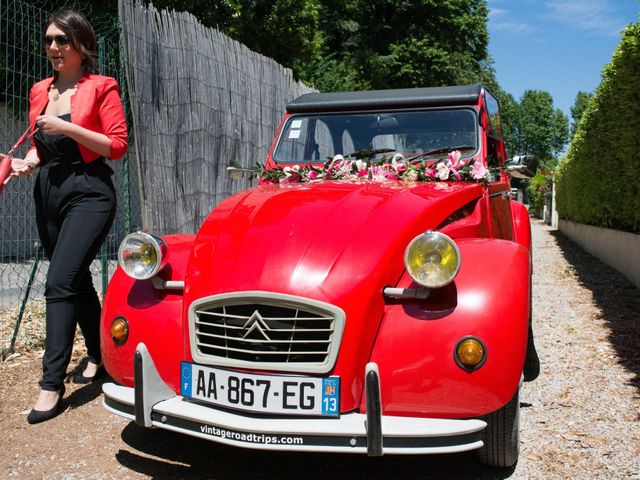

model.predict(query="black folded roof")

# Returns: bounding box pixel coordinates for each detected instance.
[287,84,483,113]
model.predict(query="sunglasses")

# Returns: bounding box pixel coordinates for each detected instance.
[44,35,70,47]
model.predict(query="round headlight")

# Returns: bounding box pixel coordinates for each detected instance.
[404,230,461,288]
[118,232,165,280]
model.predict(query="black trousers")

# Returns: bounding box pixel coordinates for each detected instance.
[35,161,116,391]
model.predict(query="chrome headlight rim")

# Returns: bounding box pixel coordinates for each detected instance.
[403,230,461,288]
[117,231,166,280]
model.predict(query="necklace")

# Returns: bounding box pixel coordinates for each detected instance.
[51,80,78,101]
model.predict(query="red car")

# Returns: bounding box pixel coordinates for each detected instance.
[101,84,539,468]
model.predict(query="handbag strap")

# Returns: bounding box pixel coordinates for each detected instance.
[7,120,39,157]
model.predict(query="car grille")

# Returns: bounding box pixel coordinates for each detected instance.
[189,293,345,373]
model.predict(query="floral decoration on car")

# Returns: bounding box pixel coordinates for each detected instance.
[259,150,491,184]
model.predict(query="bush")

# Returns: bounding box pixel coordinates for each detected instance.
[555,22,640,233]
[528,169,553,218]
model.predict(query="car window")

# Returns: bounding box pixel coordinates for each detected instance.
[274,109,478,163]
[276,118,334,163]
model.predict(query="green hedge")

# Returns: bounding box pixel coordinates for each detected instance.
[555,22,640,233]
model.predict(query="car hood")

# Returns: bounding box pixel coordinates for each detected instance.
[184,180,483,409]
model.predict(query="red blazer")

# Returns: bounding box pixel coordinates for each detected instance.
[29,72,128,163]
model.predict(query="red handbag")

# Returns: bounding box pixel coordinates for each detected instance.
[0,122,39,193]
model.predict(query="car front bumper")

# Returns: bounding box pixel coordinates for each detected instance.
[102,343,486,455]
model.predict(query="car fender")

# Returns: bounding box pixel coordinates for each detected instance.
[101,234,194,390]
[510,200,531,254]
[367,238,530,418]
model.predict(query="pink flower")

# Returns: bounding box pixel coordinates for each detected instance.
[307,170,319,180]
[329,154,344,169]
[425,168,437,179]
[384,169,398,180]
[470,161,488,180]
[448,150,466,169]
[355,160,369,177]
[370,166,387,181]
[280,175,300,184]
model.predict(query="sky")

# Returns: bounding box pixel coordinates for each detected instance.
[487,0,639,124]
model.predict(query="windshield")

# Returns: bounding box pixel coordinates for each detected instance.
[273,109,478,164]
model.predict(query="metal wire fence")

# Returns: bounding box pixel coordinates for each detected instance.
[1,0,313,357]
[0,0,141,357]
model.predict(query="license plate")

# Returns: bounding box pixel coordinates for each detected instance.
[180,362,340,417]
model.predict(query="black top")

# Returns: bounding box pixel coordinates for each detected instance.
[34,114,83,167]
[287,84,484,113]
[34,113,112,179]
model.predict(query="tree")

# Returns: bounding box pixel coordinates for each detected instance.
[306,0,493,91]
[556,22,640,233]
[569,91,593,137]
[142,0,320,78]
[80,0,495,91]
[227,0,319,76]
[492,87,520,160]
[516,90,569,166]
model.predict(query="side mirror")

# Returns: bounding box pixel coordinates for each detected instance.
[507,155,537,178]
[226,160,254,181]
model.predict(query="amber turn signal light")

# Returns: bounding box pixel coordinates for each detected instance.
[111,316,129,345]
[455,337,486,370]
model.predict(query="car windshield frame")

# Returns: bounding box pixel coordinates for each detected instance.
[272,107,479,165]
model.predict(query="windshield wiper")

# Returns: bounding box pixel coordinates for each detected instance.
[343,147,395,159]
[406,145,476,164]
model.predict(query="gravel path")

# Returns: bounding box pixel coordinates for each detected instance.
[1,219,639,479]
[518,221,640,478]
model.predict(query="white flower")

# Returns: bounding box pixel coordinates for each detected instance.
[404,169,418,182]
[354,159,368,172]
[337,162,352,177]
[436,162,450,180]
[283,165,300,177]
[391,155,406,173]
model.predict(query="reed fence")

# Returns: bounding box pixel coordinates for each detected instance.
[121,0,313,234]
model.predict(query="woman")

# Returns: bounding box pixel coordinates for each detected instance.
[4,10,127,424]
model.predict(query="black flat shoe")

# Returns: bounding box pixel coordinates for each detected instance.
[27,385,65,425]
[73,363,105,384]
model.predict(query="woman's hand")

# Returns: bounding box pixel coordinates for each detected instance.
[36,114,114,158]
[11,156,38,174]
[36,114,71,135]
[1,149,41,184]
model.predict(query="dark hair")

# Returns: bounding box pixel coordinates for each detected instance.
[46,10,97,71]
